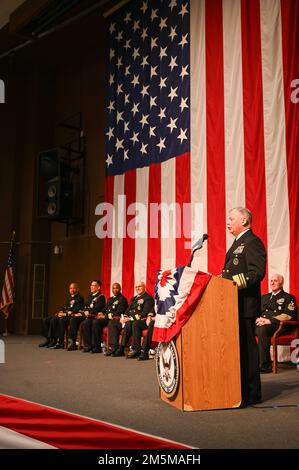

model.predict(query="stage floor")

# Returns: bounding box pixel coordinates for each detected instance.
[0,335,299,449]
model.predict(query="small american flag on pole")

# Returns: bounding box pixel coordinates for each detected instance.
[0,234,15,319]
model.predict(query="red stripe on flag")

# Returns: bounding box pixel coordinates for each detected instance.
[205,0,227,274]
[101,176,114,298]
[122,169,136,300]
[241,0,269,294]
[281,0,299,301]
[146,163,161,296]
[6,268,14,294]
[176,152,191,266]
[3,282,10,305]
[0,394,189,449]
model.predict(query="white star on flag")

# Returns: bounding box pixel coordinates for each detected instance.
[115,138,124,150]
[151,9,158,21]
[106,127,114,140]
[130,132,139,145]
[140,142,148,154]
[139,114,149,128]
[158,107,167,120]
[177,128,188,143]
[106,154,113,167]
[180,97,189,112]
[168,86,178,101]
[179,34,188,48]
[132,102,140,115]
[169,26,177,41]
[169,56,178,70]
[179,3,188,18]
[167,117,178,133]
[157,137,166,152]
[180,65,189,79]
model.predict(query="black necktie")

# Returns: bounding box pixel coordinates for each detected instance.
[228,239,237,254]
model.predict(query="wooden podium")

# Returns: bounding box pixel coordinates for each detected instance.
[160,276,242,411]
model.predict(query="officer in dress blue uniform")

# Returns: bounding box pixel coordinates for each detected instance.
[39,283,84,348]
[255,273,297,372]
[51,284,84,349]
[80,280,106,352]
[93,282,128,354]
[111,281,154,358]
[222,207,266,406]
[67,280,105,351]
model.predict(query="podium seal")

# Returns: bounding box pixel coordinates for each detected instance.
[156,340,179,399]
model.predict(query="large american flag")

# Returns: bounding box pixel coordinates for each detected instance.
[0,244,15,319]
[101,0,299,303]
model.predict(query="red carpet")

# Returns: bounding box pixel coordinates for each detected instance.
[0,393,190,449]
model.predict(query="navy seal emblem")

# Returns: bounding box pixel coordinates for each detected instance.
[156,340,179,399]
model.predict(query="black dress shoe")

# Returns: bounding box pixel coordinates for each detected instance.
[50,343,63,349]
[83,346,92,352]
[46,341,56,348]
[67,345,77,351]
[111,349,125,357]
[126,351,140,359]
[260,366,272,373]
[248,398,262,405]
[240,397,262,408]
[106,349,117,356]
[91,348,102,353]
[138,352,149,361]
[39,340,50,347]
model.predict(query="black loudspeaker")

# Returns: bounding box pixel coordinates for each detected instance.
[37,148,73,220]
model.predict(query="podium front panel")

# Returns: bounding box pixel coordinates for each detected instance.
[160,276,242,411]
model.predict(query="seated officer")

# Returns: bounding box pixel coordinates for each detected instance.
[67,280,105,351]
[39,282,83,348]
[111,281,154,358]
[255,273,297,373]
[81,280,106,352]
[94,282,128,354]
[51,283,84,349]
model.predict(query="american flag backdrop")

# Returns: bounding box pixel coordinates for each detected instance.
[101,0,299,302]
[0,243,15,319]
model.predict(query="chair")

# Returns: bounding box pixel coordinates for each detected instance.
[63,319,84,349]
[271,319,298,373]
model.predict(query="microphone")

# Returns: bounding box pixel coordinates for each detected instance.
[191,233,208,252]
[188,234,208,267]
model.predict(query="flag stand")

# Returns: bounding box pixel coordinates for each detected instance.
[2,320,9,337]
[0,314,9,336]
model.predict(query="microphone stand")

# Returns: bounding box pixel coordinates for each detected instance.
[187,234,208,267]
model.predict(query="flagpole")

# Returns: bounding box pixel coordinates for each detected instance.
[10,231,16,247]
[2,231,15,337]
[103,0,131,18]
